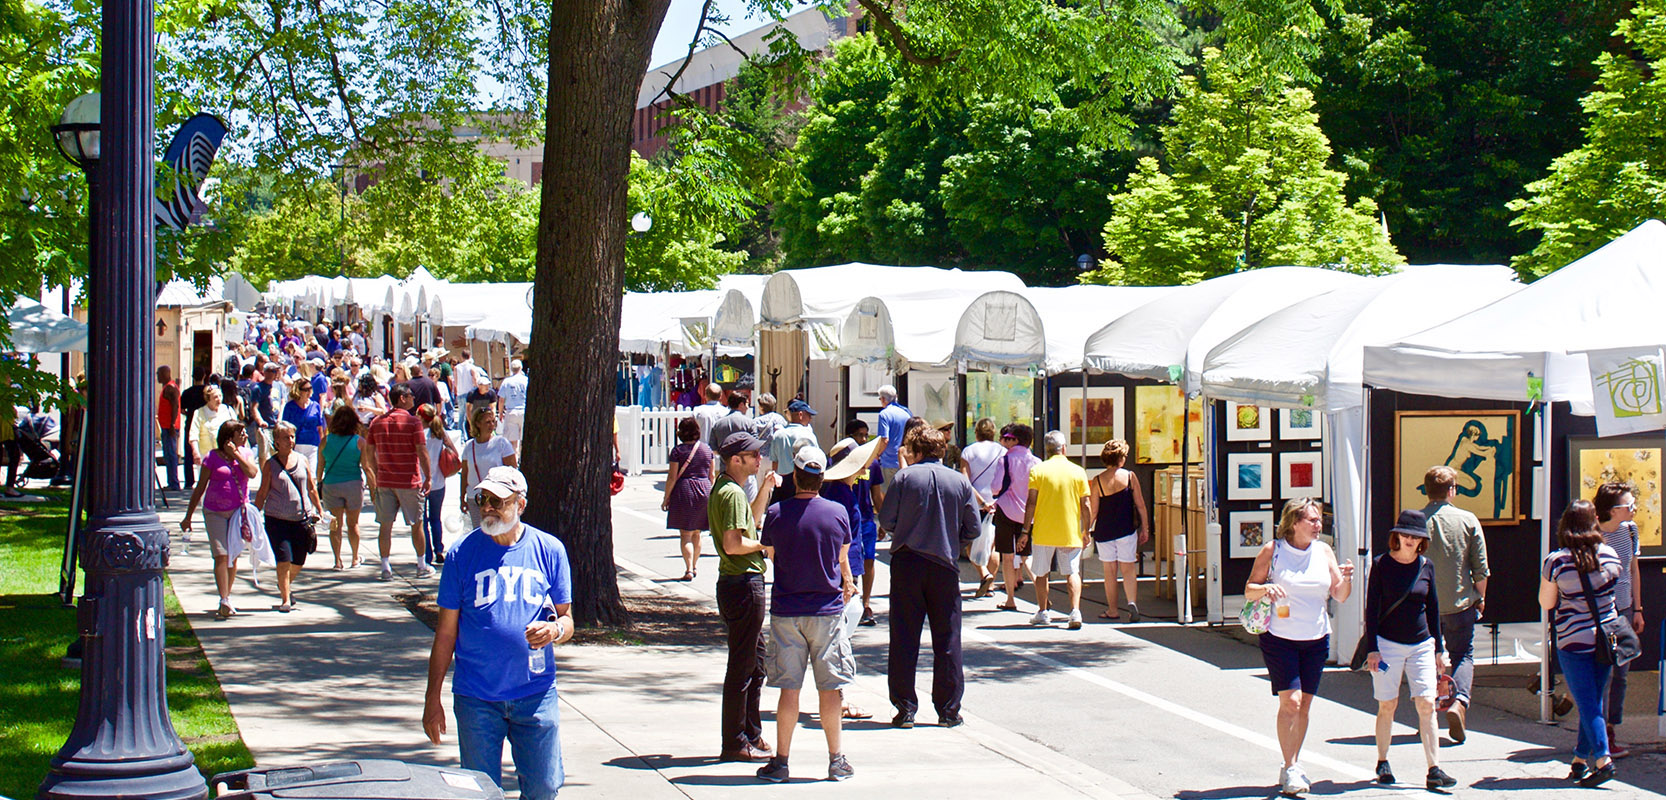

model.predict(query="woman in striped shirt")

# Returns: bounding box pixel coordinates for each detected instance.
[1539,500,1622,787]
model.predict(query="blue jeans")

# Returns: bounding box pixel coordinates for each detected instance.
[159,428,181,490]
[454,690,563,798]
[423,485,447,564]
[1440,606,1479,704]
[1558,647,1612,760]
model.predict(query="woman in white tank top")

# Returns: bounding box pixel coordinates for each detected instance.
[1244,498,1354,797]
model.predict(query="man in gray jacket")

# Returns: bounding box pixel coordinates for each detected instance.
[1421,465,1489,743]
[878,427,980,729]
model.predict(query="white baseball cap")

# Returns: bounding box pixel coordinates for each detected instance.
[474,466,527,499]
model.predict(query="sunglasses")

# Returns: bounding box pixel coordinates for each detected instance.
[475,493,518,510]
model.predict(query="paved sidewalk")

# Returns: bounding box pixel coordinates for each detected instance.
[158,476,1157,799]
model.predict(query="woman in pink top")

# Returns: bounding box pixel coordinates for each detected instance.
[183,420,259,619]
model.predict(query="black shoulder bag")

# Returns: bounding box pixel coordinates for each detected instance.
[1575,563,1641,667]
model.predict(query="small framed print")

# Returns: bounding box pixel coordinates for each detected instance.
[1229,510,1276,558]
[1280,451,1324,499]
[1279,407,1321,440]
[1226,453,1273,501]
[1225,402,1272,442]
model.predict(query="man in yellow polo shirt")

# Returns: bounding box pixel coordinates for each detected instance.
[1020,430,1091,629]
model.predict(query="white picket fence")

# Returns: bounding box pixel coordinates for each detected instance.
[615,405,694,475]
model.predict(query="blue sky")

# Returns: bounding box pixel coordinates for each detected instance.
[649,0,811,69]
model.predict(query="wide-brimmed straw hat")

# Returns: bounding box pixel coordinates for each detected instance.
[824,437,882,482]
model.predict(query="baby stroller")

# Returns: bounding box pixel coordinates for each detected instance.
[9,414,60,488]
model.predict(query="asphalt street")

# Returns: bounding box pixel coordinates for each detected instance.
[611,472,1665,799]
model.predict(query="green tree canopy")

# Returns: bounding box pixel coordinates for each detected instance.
[1509,2,1666,280]
[1310,0,1625,265]
[1085,49,1402,286]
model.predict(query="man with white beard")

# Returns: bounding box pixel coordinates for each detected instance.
[423,466,573,798]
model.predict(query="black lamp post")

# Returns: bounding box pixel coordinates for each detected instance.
[51,93,100,389]
[36,0,209,796]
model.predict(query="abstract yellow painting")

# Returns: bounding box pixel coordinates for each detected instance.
[1133,385,1205,464]
[1572,439,1662,549]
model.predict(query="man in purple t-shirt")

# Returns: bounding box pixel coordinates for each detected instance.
[756,446,857,783]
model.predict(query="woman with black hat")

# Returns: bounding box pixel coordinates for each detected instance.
[1361,509,1456,790]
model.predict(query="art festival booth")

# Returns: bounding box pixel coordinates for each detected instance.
[426,282,532,377]
[1082,267,1368,624]
[757,264,1023,448]
[1364,221,1666,720]
[1199,265,1521,659]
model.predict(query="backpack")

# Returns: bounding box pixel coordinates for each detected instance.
[238,381,259,424]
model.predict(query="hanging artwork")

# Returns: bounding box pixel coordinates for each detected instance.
[1226,453,1273,501]
[1279,407,1321,440]
[1225,402,1271,442]
[1395,410,1520,525]
[1229,510,1276,558]
[1280,452,1324,499]
[908,367,957,430]
[1133,385,1205,464]
[1059,386,1126,457]
[965,372,1034,432]
[1568,436,1664,555]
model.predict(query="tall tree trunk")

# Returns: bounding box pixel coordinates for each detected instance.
[525,0,671,626]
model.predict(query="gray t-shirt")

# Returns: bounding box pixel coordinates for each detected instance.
[708,410,754,450]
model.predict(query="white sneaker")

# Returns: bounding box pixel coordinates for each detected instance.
[1282,764,1310,796]
[379,566,393,581]
[1067,609,1082,630]
[1030,609,1050,626]
[416,563,435,578]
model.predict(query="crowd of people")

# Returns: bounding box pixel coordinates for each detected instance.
[652,381,1648,794]
[165,313,532,618]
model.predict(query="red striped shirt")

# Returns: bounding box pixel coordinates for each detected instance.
[368,408,427,488]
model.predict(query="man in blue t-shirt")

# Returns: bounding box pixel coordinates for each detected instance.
[757,447,856,783]
[872,384,911,537]
[424,466,573,799]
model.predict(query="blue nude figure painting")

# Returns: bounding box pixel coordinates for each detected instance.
[1397,411,1520,523]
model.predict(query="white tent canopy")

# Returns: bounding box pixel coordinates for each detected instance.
[222,273,262,311]
[426,283,533,329]
[834,287,1006,372]
[1084,267,1368,390]
[1202,266,1521,412]
[343,276,399,315]
[621,290,723,354]
[1364,220,1666,415]
[949,286,1177,375]
[6,297,87,353]
[157,276,227,307]
[760,264,1024,358]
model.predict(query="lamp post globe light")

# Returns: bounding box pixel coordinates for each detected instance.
[36,3,209,798]
[50,93,102,395]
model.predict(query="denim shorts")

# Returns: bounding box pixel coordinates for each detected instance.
[1260,632,1329,696]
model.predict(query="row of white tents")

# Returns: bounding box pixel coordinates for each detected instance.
[258,223,1664,696]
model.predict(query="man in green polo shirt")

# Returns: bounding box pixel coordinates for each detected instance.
[709,432,776,763]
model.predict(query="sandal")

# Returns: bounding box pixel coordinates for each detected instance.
[841,705,873,720]
[996,603,1018,611]
[681,571,694,582]
[974,575,996,598]
[1098,612,1120,620]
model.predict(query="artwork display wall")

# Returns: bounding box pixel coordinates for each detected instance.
[1395,410,1520,525]
[1216,400,1325,562]
[909,367,958,430]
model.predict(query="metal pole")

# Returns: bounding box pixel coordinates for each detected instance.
[38,0,207,792]
[1178,390,1191,624]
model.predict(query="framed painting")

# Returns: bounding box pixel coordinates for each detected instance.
[909,367,957,431]
[1229,510,1275,558]
[1568,436,1664,556]
[1226,452,1273,501]
[1133,385,1206,464]
[1395,410,1521,525]
[1225,402,1272,442]
[965,372,1035,433]
[849,362,891,406]
[1059,386,1126,457]
[1279,407,1321,440]
[1280,451,1324,499]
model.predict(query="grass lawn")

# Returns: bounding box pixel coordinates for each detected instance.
[0,491,254,799]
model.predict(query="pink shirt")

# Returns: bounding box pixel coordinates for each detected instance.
[990,445,1040,524]
[201,449,251,513]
